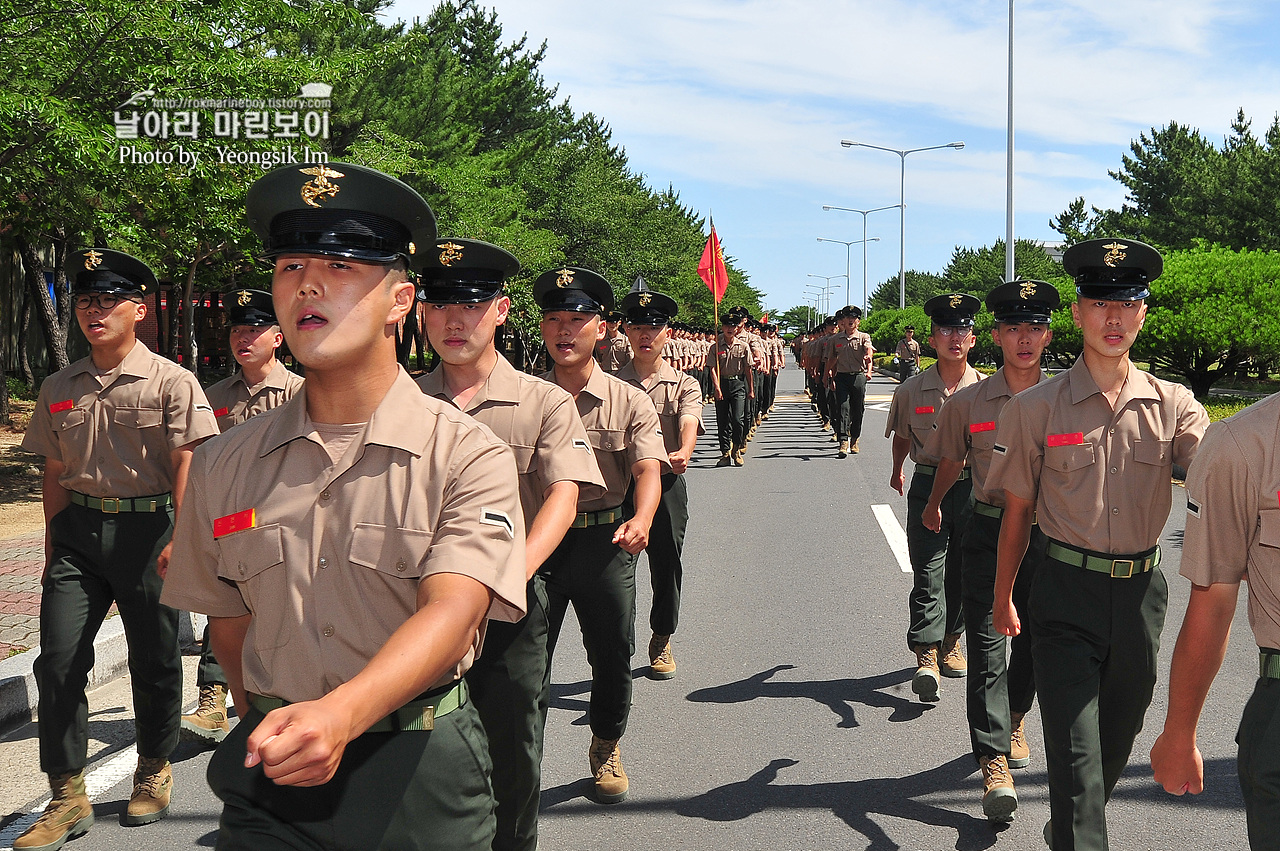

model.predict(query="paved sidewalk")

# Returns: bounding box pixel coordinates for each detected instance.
[0,531,42,659]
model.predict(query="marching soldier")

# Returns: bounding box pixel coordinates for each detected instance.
[921,280,1058,822]
[18,249,220,849]
[616,280,704,680]
[989,239,1207,850]
[415,238,605,851]
[163,163,527,850]
[709,308,755,467]
[535,267,668,804]
[886,293,983,702]
[825,306,874,457]
[181,289,303,748]
[594,309,632,373]
[896,326,922,383]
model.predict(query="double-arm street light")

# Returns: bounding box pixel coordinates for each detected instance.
[816,235,881,316]
[805,276,839,318]
[822,203,900,314]
[839,140,965,309]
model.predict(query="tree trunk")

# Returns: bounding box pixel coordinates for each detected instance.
[16,236,69,373]
[50,231,72,351]
[183,260,199,373]
[1188,370,1215,399]
[0,318,8,425]
[17,296,33,388]
[168,281,181,361]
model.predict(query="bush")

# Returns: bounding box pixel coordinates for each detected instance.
[5,376,36,402]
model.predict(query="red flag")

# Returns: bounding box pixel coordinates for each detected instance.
[698,224,730,302]
[760,313,769,323]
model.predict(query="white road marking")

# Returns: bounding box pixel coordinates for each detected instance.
[0,693,237,848]
[872,504,912,573]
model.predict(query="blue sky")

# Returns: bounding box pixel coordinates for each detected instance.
[386,0,1279,316]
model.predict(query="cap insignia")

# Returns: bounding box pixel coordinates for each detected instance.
[1102,242,1128,267]
[298,165,345,208]
[438,242,464,267]
[638,292,652,306]
[408,242,416,255]
[83,250,103,271]
[949,294,963,308]
[1020,281,1036,300]
[556,268,574,288]
[237,290,252,306]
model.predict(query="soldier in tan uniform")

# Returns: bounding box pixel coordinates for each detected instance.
[896,326,922,383]
[921,280,1058,822]
[709,308,755,466]
[1151,391,1280,849]
[825,306,874,458]
[182,288,304,747]
[989,239,1207,851]
[18,249,220,850]
[535,267,668,804]
[886,293,983,702]
[594,310,632,373]
[163,163,527,851]
[616,280,704,680]
[415,238,604,851]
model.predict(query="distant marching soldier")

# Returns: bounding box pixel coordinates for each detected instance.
[921,280,1058,823]
[594,309,632,373]
[896,325,922,383]
[825,305,874,458]
[18,249,220,850]
[416,239,605,851]
[616,279,704,681]
[535,267,668,804]
[709,308,755,467]
[886,293,983,702]
[181,288,303,749]
[989,239,1208,851]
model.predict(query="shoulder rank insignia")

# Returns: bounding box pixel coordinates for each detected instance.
[556,268,574,288]
[299,165,345,208]
[83,250,103,270]
[438,242,464,266]
[1102,242,1127,267]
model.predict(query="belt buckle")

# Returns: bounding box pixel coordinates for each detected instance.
[1110,558,1134,579]
[100,497,121,514]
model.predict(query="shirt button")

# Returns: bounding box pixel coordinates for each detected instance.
[396,559,407,572]
[323,625,334,637]
[318,557,328,569]
[1110,467,1118,474]
[1111,507,1120,514]
[238,565,245,576]
[320,491,331,501]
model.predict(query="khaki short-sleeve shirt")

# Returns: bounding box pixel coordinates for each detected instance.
[986,357,1208,554]
[540,364,669,511]
[417,355,606,523]
[23,340,220,497]
[710,337,752,378]
[594,334,632,374]
[161,369,527,702]
[1181,392,1280,648]
[616,360,705,456]
[204,360,304,432]
[832,331,873,374]
[897,338,922,362]
[924,368,1045,506]
[885,363,984,466]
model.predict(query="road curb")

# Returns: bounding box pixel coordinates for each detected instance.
[0,612,204,732]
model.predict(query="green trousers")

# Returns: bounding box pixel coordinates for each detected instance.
[209,692,495,851]
[1237,674,1280,850]
[715,377,747,453]
[197,623,227,687]
[646,472,688,636]
[539,518,637,741]
[832,372,868,443]
[960,511,1041,760]
[467,576,549,851]
[1031,549,1167,851]
[37,503,181,773]
[904,470,970,649]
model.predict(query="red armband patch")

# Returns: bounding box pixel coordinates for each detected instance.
[915,406,935,415]
[969,421,997,433]
[213,508,256,538]
[1047,432,1085,447]
[49,399,74,414]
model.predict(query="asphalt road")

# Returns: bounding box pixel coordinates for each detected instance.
[0,362,1255,850]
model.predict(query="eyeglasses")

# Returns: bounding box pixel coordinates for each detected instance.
[73,293,140,311]
[933,327,972,339]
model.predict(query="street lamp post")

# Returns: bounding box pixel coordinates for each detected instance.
[839,140,965,309]
[804,277,839,318]
[822,203,900,314]
[817,235,880,315]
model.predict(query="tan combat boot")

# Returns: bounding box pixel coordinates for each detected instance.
[589,736,628,803]
[980,754,1017,822]
[123,756,171,826]
[648,634,676,680]
[912,644,941,702]
[14,771,94,851]
[180,684,230,747]
[1008,711,1031,768]
[851,438,860,454]
[732,448,745,466]
[940,633,967,678]
[716,452,732,467]
[838,440,849,458]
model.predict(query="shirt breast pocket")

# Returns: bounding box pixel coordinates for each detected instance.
[1132,438,1172,467]
[349,522,432,580]
[509,444,537,476]
[589,429,626,453]
[215,524,288,650]
[1258,507,1280,549]
[660,399,679,418]
[56,408,87,433]
[1045,442,1096,473]
[113,407,164,429]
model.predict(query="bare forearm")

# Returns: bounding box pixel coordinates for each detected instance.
[209,614,251,713]
[926,457,964,509]
[995,497,1035,603]
[630,461,663,526]
[1162,583,1239,739]
[891,435,911,478]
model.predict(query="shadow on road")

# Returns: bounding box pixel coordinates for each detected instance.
[685,664,932,727]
